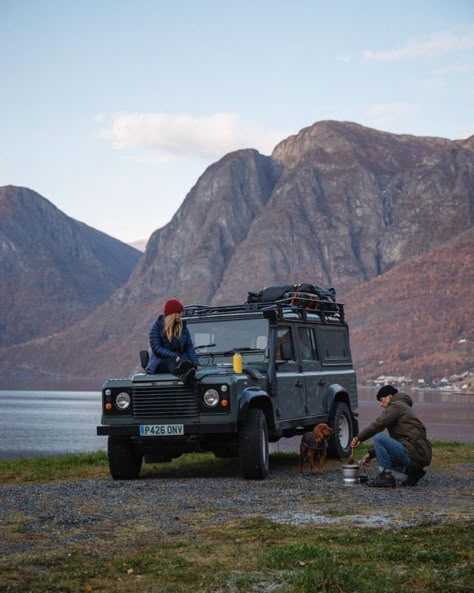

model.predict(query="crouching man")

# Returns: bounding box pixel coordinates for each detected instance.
[351,385,432,488]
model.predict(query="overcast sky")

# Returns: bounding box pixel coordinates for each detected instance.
[1,1,473,243]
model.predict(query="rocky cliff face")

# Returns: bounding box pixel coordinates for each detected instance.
[0,186,141,348]
[1,122,473,384]
[215,121,473,301]
[123,149,280,306]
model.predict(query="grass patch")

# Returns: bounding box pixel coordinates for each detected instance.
[430,441,474,470]
[0,451,109,484]
[264,522,474,593]
[0,441,473,484]
[1,520,473,593]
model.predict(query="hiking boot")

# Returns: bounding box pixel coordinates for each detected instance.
[367,472,396,488]
[402,465,426,487]
[182,368,195,385]
[176,360,193,375]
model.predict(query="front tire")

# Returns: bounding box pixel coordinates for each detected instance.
[328,401,354,458]
[108,436,143,480]
[239,408,269,479]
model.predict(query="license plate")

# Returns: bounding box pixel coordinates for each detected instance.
[139,424,184,436]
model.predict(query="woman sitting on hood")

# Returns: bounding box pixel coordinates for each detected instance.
[145,299,199,380]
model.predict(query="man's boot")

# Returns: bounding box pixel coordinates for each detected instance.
[402,462,426,487]
[367,471,396,488]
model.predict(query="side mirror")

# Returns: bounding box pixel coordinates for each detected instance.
[140,350,150,370]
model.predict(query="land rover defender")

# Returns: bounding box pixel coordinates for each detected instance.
[97,292,359,480]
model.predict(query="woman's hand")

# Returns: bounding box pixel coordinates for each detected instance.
[351,437,361,448]
[360,453,371,465]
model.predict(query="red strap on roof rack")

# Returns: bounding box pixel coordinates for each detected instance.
[288,291,320,310]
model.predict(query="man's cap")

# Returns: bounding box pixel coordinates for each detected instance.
[376,384,398,400]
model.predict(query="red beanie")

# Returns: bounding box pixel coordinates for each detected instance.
[164,299,184,316]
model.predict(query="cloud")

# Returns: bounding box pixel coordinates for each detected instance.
[362,24,474,61]
[103,112,284,160]
[366,103,419,132]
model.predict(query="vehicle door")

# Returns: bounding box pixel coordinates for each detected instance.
[296,326,324,417]
[275,325,306,421]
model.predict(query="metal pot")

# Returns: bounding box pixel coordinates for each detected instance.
[342,463,360,485]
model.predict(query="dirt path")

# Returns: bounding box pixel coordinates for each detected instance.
[1,458,473,557]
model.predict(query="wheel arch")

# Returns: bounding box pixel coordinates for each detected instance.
[323,383,352,417]
[238,388,275,432]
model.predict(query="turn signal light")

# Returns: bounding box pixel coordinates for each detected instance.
[221,399,229,407]
[105,403,112,410]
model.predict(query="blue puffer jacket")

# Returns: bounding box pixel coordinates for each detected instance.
[146,315,198,374]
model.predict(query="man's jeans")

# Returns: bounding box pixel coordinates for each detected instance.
[373,433,411,473]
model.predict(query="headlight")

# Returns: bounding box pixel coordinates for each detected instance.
[115,392,131,410]
[203,389,219,407]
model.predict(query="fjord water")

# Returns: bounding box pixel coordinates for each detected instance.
[0,390,105,460]
[0,388,473,460]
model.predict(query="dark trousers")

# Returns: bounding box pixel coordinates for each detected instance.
[157,355,192,374]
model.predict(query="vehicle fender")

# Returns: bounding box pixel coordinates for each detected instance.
[238,387,274,427]
[322,384,351,416]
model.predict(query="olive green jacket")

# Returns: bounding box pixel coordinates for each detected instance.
[358,392,432,467]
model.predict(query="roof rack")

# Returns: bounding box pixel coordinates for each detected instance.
[184,292,345,323]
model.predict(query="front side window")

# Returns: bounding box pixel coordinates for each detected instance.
[276,326,295,361]
[297,327,318,360]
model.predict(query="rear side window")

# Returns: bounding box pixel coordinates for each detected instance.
[318,327,350,362]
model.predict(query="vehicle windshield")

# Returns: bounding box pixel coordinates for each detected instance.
[187,318,269,363]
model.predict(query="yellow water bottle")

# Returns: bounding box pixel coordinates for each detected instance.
[233,352,243,374]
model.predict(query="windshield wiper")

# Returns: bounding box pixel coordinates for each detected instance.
[222,347,266,355]
[195,343,216,351]
[233,347,266,352]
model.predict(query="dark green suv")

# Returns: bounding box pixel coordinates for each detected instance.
[97,295,359,480]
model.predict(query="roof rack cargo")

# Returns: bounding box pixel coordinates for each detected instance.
[184,292,345,323]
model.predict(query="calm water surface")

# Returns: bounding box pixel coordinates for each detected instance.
[0,391,104,460]
[0,388,472,460]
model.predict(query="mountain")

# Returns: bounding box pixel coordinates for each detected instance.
[0,186,141,348]
[1,122,473,385]
[215,122,474,300]
[346,226,474,380]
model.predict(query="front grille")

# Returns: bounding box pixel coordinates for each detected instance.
[132,384,199,418]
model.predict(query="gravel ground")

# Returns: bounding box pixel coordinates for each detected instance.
[1,461,473,557]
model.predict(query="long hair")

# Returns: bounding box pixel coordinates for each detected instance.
[164,313,183,343]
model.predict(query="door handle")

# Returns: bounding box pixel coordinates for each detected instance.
[318,380,326,386]
[295,380,303,388]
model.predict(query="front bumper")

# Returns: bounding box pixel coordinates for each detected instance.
[97,422,238,437]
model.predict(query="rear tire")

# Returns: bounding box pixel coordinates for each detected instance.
[328,401,354,458]
[239,408,269,479]
[108,436,143,480]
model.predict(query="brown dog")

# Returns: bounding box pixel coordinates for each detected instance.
[299,423,334,475]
